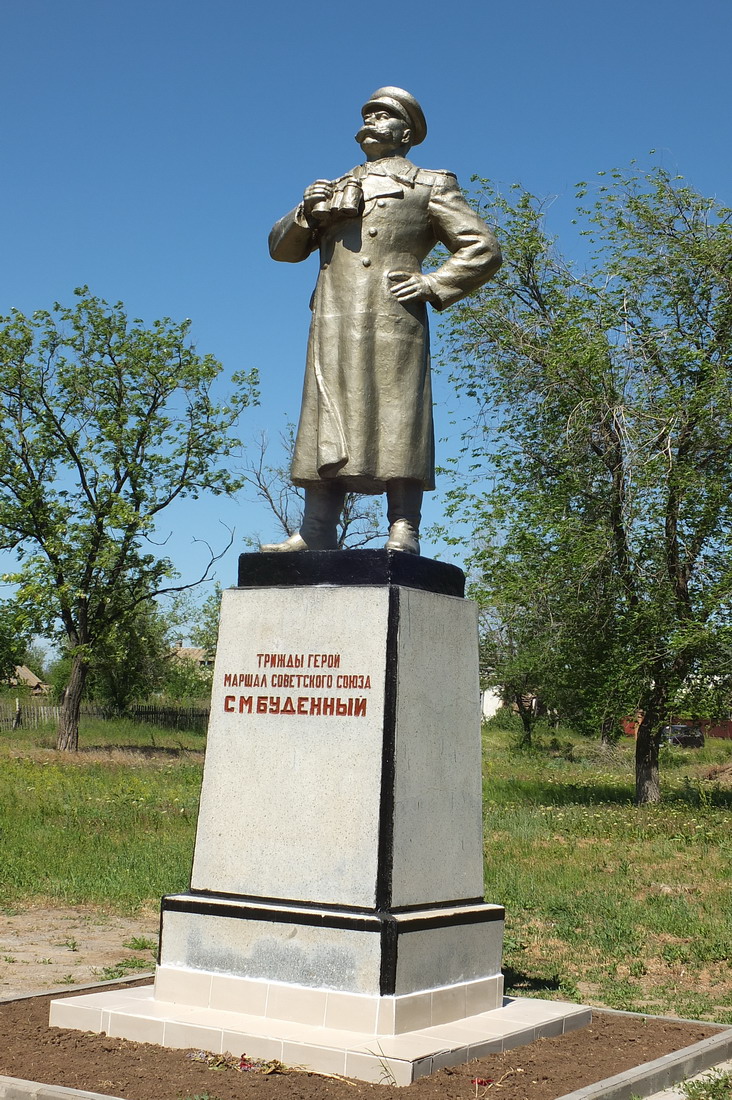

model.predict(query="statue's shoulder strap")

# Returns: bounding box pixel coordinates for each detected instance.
[414,167,459,188]
[341,165,366,182]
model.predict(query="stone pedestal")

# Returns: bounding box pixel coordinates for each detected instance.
[51,551,590,1083]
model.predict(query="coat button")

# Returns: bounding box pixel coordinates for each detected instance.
[362,257,372,267]
[368,227,378,237]
[377,199,387,207]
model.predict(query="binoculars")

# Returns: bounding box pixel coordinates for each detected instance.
[311,176,364,222]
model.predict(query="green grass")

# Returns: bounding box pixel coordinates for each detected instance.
[123,935,158,951]
[2,716,732,1022]
[1,715,205,754]
[681,1069,732,1100]
[94,956,155,980]
[0,717,202,911]
[484,724,732,1021]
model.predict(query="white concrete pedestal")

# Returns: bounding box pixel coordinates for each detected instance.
[51,551,589,1083]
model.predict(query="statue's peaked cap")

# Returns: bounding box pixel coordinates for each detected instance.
[361,87,427,146]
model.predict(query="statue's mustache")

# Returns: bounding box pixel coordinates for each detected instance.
[355,125,395,144]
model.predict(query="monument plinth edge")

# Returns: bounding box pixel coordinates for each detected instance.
[237,549,465,597]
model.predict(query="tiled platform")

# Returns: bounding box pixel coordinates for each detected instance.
[152,965,504,1033]
[49,985,591,1085]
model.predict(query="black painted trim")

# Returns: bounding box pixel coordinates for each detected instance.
[162,894,383,933]
[157,896,166,961]
[237,549,465,598]
[395,906,505,932]
[161,893,504,935]
[375,586,399,914]
[187,887,378,915]
[186,887,494,918]
[389,896,487,914]
[379,916,398,996]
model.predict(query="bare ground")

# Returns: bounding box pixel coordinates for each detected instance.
[0,907,725,1100]
[0,983,721,1100]
[0,904,159,997]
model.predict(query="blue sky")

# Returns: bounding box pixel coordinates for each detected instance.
[2,0,731,599]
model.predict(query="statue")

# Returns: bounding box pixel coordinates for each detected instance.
[262,87,502,555]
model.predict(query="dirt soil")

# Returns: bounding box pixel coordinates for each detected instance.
[0,906,159,996]
[0,979,721,1100]
[702,760,732,786]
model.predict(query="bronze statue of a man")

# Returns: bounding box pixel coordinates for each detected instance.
[263,87,501,555]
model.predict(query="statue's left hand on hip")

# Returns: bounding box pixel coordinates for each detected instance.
[387,271,436,303]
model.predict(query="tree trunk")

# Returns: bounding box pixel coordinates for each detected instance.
[600,716,616,745]
[515,694,533,747]
[635,713,661,804]
[56,653,89,752]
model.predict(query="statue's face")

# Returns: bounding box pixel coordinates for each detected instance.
[356,107,411,158]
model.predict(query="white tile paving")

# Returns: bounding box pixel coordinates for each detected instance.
[49,985,591,1086]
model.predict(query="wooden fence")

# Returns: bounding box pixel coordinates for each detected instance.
[0,702,62,730]
[127,704,209,733]
[0,700,210,734]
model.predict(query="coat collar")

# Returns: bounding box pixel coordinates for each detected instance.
[351,157,418,187]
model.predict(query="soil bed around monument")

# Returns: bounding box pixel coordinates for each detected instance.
[0,982,722,1100]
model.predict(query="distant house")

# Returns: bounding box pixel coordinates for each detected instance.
[481,689,503,720]
[11,665,50,695]
[622,713,732,740]
[170,646,214,670]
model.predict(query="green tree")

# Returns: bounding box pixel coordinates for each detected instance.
[0,600,33,684]
[21,641,49,681]
[0,289,257,750]
[46,655,73,704]
[158,586,222,656]
[162,654,213,702]
[474,519,630,748]
[478,604,550,747]
[189,584,222,654]
[85,599,170,712]
[443,167,732,803]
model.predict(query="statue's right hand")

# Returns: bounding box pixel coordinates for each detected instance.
[303,179,334,216]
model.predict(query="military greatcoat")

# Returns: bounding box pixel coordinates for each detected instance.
[269,155,501,494]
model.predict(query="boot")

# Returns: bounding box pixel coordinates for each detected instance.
[385,479,422,555]
[260,484,345,552]
[259,532,310,553]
